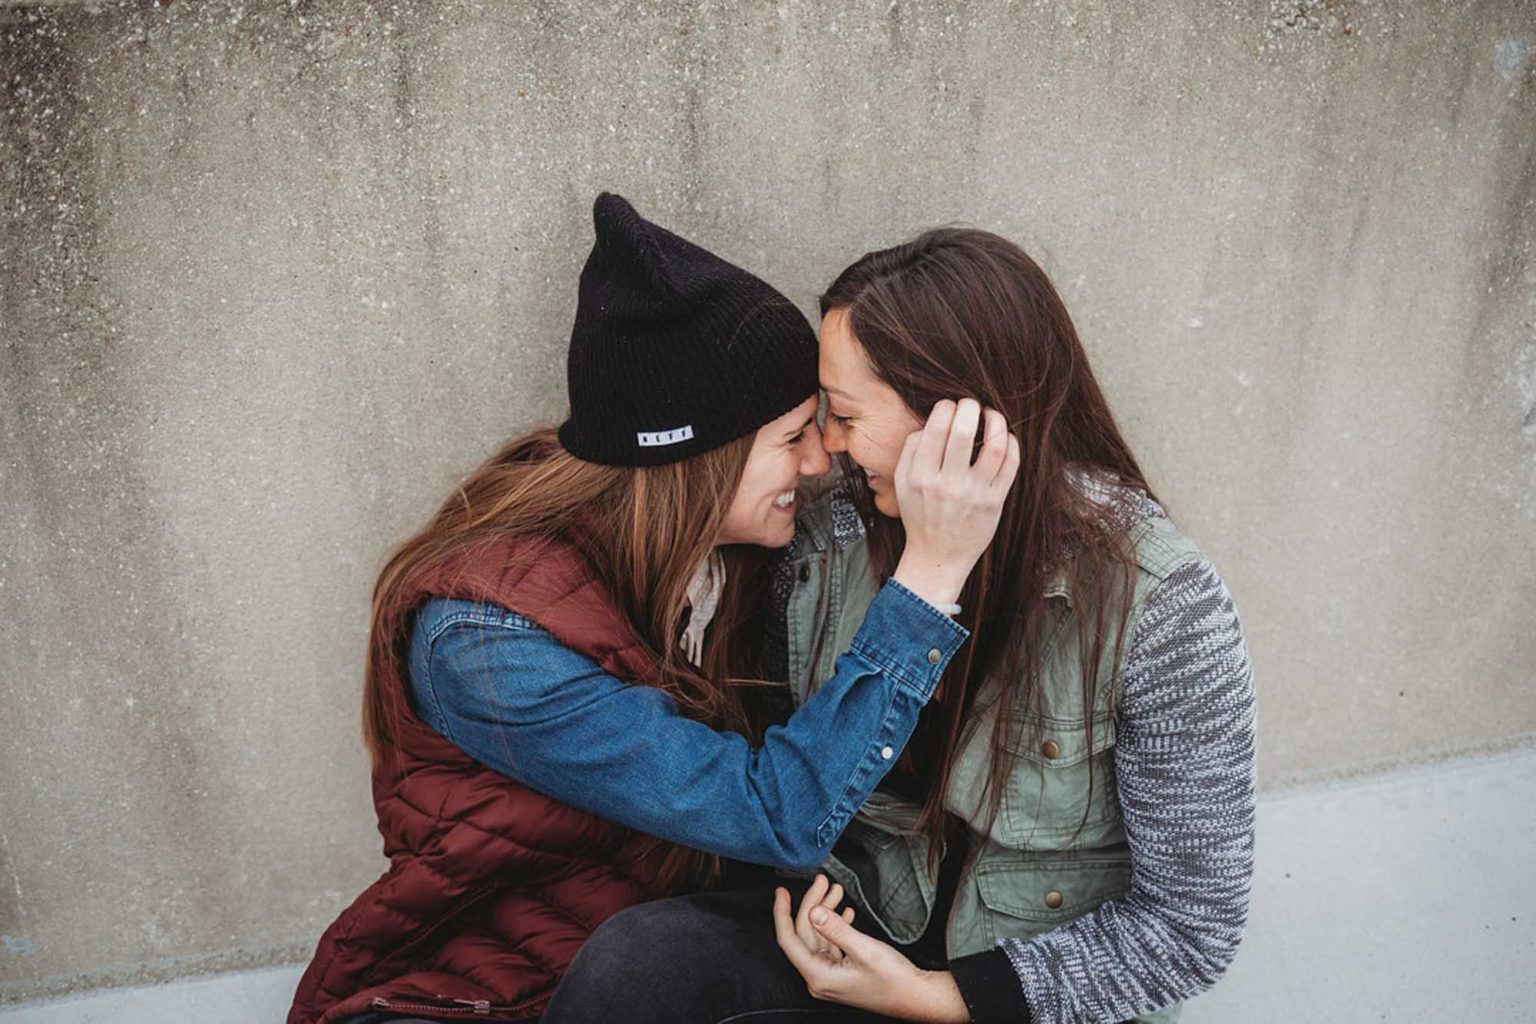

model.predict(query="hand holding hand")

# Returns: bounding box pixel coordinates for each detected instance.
[772,877,969,1024]
[792,872,856,959]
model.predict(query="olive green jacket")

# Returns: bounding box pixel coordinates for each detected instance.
[782,489,1203,1024]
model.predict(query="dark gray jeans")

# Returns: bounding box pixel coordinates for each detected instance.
[340,882,916,1024]
[541,883,911,1024]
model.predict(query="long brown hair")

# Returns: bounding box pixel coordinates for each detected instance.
[362,427,771,893]
[820,228,1160,869]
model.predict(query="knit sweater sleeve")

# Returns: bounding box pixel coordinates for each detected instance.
[953,556,1258,1023]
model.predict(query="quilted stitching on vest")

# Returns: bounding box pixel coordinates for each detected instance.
[288,533,673,1024]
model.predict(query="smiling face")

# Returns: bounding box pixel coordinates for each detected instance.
[716,395,831,548]
[818,307,923,518]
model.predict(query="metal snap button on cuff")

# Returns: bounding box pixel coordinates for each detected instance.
[881,746,894,760]
[1044,890,1064,909]
[927,648,942,665]
[1041,739,1061,759]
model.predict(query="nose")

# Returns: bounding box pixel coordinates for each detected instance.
[821,418,848,455]
[800,423,832,478]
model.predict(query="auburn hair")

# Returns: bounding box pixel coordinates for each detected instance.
[362,427,773,894]
[820,228,1162,870]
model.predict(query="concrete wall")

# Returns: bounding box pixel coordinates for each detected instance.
[1,0,1531,1003]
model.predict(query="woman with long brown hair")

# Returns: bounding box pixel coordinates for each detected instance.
[544,227,1256,1024]
[288,199,1018,1024]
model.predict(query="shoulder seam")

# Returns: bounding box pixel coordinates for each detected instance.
[424,602,545,643]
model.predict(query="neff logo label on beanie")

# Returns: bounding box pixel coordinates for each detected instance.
[637,425,695,448]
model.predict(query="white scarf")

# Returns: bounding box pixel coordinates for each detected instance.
[680,548,726,667]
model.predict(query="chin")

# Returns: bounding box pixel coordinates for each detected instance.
[873,491,902,518]
[743,521,796,549]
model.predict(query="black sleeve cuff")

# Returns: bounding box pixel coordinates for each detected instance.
[948,947,1031,1024]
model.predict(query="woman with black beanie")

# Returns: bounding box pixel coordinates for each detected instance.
[288,194,1017,1024]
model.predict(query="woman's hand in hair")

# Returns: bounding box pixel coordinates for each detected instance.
[773,881,968,1023]
[890,398,1019,609]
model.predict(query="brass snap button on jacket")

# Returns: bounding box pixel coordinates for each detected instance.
[1041,739,1061,759]
[927,648,942,665]
[1044,890,1064,909]
[798,563,812,583]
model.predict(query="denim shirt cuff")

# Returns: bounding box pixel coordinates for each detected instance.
[848,579,970,700]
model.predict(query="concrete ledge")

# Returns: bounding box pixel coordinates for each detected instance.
[0,966,303,1024]
[5,746,1533,1023]
[1183,743,1536,1022]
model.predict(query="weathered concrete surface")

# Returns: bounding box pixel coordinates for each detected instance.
[1,0,1532,1001]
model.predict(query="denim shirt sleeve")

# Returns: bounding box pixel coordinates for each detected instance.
[408,579,968,871]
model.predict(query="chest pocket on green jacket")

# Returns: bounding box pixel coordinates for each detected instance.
[974,853,1132,945]
[993,586,1127,851]
[1000,709,1122,851]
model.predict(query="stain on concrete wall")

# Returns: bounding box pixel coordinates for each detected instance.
[1,0,1533,1002]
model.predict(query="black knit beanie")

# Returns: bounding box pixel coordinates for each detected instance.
[558,193,819,466]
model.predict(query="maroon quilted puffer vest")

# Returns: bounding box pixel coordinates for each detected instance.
[288,532,674,1023]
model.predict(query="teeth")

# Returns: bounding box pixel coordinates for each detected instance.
[773,491,796,508]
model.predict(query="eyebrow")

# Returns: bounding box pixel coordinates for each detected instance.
[822,385,857,402]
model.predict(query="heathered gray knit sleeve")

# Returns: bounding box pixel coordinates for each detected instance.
[999,556,1258,1023]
